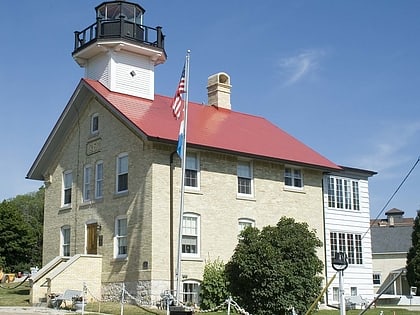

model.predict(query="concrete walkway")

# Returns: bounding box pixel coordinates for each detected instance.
[0,306,103,315]
[0,307,71,314]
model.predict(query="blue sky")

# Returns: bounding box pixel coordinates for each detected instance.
[1,1,419,219]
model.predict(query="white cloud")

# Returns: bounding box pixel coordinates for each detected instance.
[276,49,326,86]
[350,121,420,178]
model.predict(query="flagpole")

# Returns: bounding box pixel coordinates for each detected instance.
[175,50,190,304]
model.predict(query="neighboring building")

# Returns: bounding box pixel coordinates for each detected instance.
[26,0,376,306]
[324,167,376,306]
[371,208,414,296]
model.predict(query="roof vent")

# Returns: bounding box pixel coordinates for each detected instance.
[207,72,231,110]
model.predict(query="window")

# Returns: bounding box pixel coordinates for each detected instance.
[373,273,381,285]
[183,281,200,305]
[83,165,92,202]
[328,176,360,210]
[237,161,252,195]
[185,153,199,189]
[238,218,255,235]
[182,213,200,257]
[114,216,128,258]
[351,287,358,296]
[284,167,303,188]
[95,161,104,199]
[63,171,72,206]
[61,226,71,256]
[332,287,339,302]
[116,153,128,193]
[352,181,360,210]
[91,113,99,134]
[330,232,363,265]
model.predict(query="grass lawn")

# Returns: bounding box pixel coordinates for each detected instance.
[1,282,420,315]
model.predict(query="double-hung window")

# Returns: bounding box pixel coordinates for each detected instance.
[83,165,92,202]
[183,281,200,305]
[116,153,128,193]
[115,216,128,258]
[91,113,99,134]
[61,226,71,257]
[373,273,381,285]
[284,167,303,188]
[182,213,200,257]
[95,161,104,199]
[185,153,199,189]
[63,171,72,206]
[237,161,253,196]
[238,218,255,235]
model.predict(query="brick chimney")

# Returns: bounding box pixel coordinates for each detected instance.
[207,72,231,110]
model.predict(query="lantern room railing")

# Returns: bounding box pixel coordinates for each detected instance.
[73,17,165,54]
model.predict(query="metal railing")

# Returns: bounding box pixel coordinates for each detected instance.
[73,18,165,53]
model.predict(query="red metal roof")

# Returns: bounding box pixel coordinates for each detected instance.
[84,79,340,170]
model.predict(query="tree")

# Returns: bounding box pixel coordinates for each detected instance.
[199,258,229,310]
[406,212,420,294]
[225,217,324,315]
[0,187,44,272]
[9,187,44,269]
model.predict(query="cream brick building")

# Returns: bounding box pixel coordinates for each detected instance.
[27,0,376,306]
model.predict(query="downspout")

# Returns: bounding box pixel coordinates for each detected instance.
[321,175,335,308]
[169,151,177,292]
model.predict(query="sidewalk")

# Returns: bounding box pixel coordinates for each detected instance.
[0,306,97,315]
[0,307,71,314]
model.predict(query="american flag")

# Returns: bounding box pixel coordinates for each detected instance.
[171,65,186,119]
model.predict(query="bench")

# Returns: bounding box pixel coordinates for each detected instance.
[346,295,368,310]
[50,289,82,309]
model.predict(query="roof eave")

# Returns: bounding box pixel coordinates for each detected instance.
[26,80,92,181]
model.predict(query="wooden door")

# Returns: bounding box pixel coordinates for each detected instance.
[86,223,98,254]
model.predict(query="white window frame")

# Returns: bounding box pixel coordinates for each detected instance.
[332,287,339,302]
[238,218,255,236]
[284,166,303,189]
[237,160,253,197]
[183,280,200,305]
[83,165,92,202]
[116,153,128,193]
[62,171,72,206]
[330,232,363,265]
[182,213,200,258]
[373,273,381,285]
[328,176,360,210]
[185,152,200,190]
[114,216,128,259]
[61,226,71,257]
[95,160,104,199]
[91,113,99,134]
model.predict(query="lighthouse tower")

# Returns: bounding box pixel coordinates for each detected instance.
[72,1,166,100]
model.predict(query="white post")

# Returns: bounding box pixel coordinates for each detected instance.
[227,296,231,315]
[339,271,346,315]
[82,282,86,315]
[120,283,125,315]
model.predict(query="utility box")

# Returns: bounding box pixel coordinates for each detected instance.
[169,306,193,315]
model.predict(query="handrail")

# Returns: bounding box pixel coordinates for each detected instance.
[73,18,165,53]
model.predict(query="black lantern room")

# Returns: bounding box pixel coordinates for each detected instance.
[73,1,165,58]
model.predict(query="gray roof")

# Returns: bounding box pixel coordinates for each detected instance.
[371,225,413,254]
